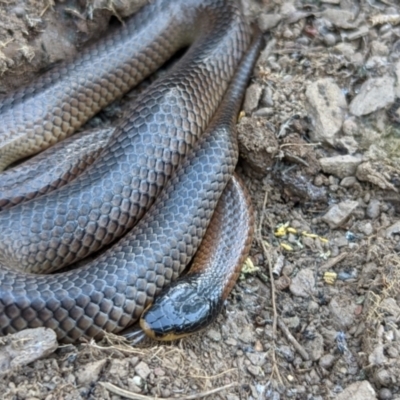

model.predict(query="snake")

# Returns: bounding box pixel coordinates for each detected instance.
[0,0,252,275]
[0,0,260,342]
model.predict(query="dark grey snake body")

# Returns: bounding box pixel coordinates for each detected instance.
[0,0,260,342]
[0,0,251,274]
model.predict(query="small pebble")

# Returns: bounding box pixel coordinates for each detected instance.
[379,388,392,400]
[323,33,336,46]
[374,369,392,387]
[340,176,357,188]
[366,199,380,219]
[134,362,151,380]
[206,328,221,342]
[319,354,335,369]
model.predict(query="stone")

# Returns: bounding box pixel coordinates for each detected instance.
[370,41,389,57]
[0,328,58,375]
[335,381,376,400]
[336,136,359,154]
[321,9,356,29]
[289,268,315,298]
[304,332,324,361]
[329,296,357,330]
[257,14,282,32]
[379,388,392,400]
[357,162,397,192]
[342,117,359,136]
[134,361,151,380]
[340,176,357,188]
[243,83,262,114]
[374,369,392,387]
[319,155,362,179]
[322,200,358,229]
[358,222,373,236]
[386,221,400,238]
[76,359,107,386]
[305,78,347,145]
[350,77,395,116]
[278,345,294,362]
[380,298,400,316]
[206,328,221,342]
[319,354,335,369]
[237,117,279,176]
[109,359,129,379]
[246,352,266,366]
[367,199,380,219]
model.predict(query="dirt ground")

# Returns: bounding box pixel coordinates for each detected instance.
[1,0,400,399]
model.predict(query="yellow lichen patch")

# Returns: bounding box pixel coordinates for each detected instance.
[280,243,293,251]
[323,271,337,285]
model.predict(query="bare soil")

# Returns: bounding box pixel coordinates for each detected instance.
[1,0,400,399]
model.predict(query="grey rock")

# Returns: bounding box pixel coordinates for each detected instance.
[134,361,151,380]
[246,352,266,366]
[322,200,359,229]
[374,369,392,387]
[321,9,356,29]
[333,235,348,247]
[319,354,335,369]
[258,13,282,32]
[350,77,395,116]
[358,221,373,236]
[308,300,320,313]
[254,107,274,117]
[367,199,380,219]
[243,83,262,114]
[371,41,389,57]
[262,87,274,107]
[386,221,400,238]
[129,376,145,391]
[335,381,376,400]
[0,328,58,376]
[319,155,362,179]
[329,296,357,330]
[379,388,393,400]
[206,328,221,342]
[380,298,400,317]
[336,136,359,154]
[278,345,294,362]
[127,378,143,393]
[323,33,336,46]
[283,316,301,330]
[304,331,324,361]
[340,176,357,188]
[345,26,369,41]
[109,359,129,379]
[342,117,359,136]
[306,78,347,145]
[289,268,315,298]
[76,359,107,386]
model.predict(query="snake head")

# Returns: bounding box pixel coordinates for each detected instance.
[140,275,222,341]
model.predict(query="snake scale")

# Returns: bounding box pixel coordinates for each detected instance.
[0,0,261,342]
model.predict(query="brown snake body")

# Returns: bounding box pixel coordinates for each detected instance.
[0,0,260,342]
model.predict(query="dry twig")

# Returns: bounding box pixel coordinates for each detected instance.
[257,189,283,385]
[277,318,309,361]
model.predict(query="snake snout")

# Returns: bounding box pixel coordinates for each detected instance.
[140,278,220,341]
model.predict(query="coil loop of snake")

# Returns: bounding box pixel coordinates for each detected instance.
[0,0,261,343]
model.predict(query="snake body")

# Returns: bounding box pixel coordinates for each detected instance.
[0,0,260,342]
[0,0,251,274]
